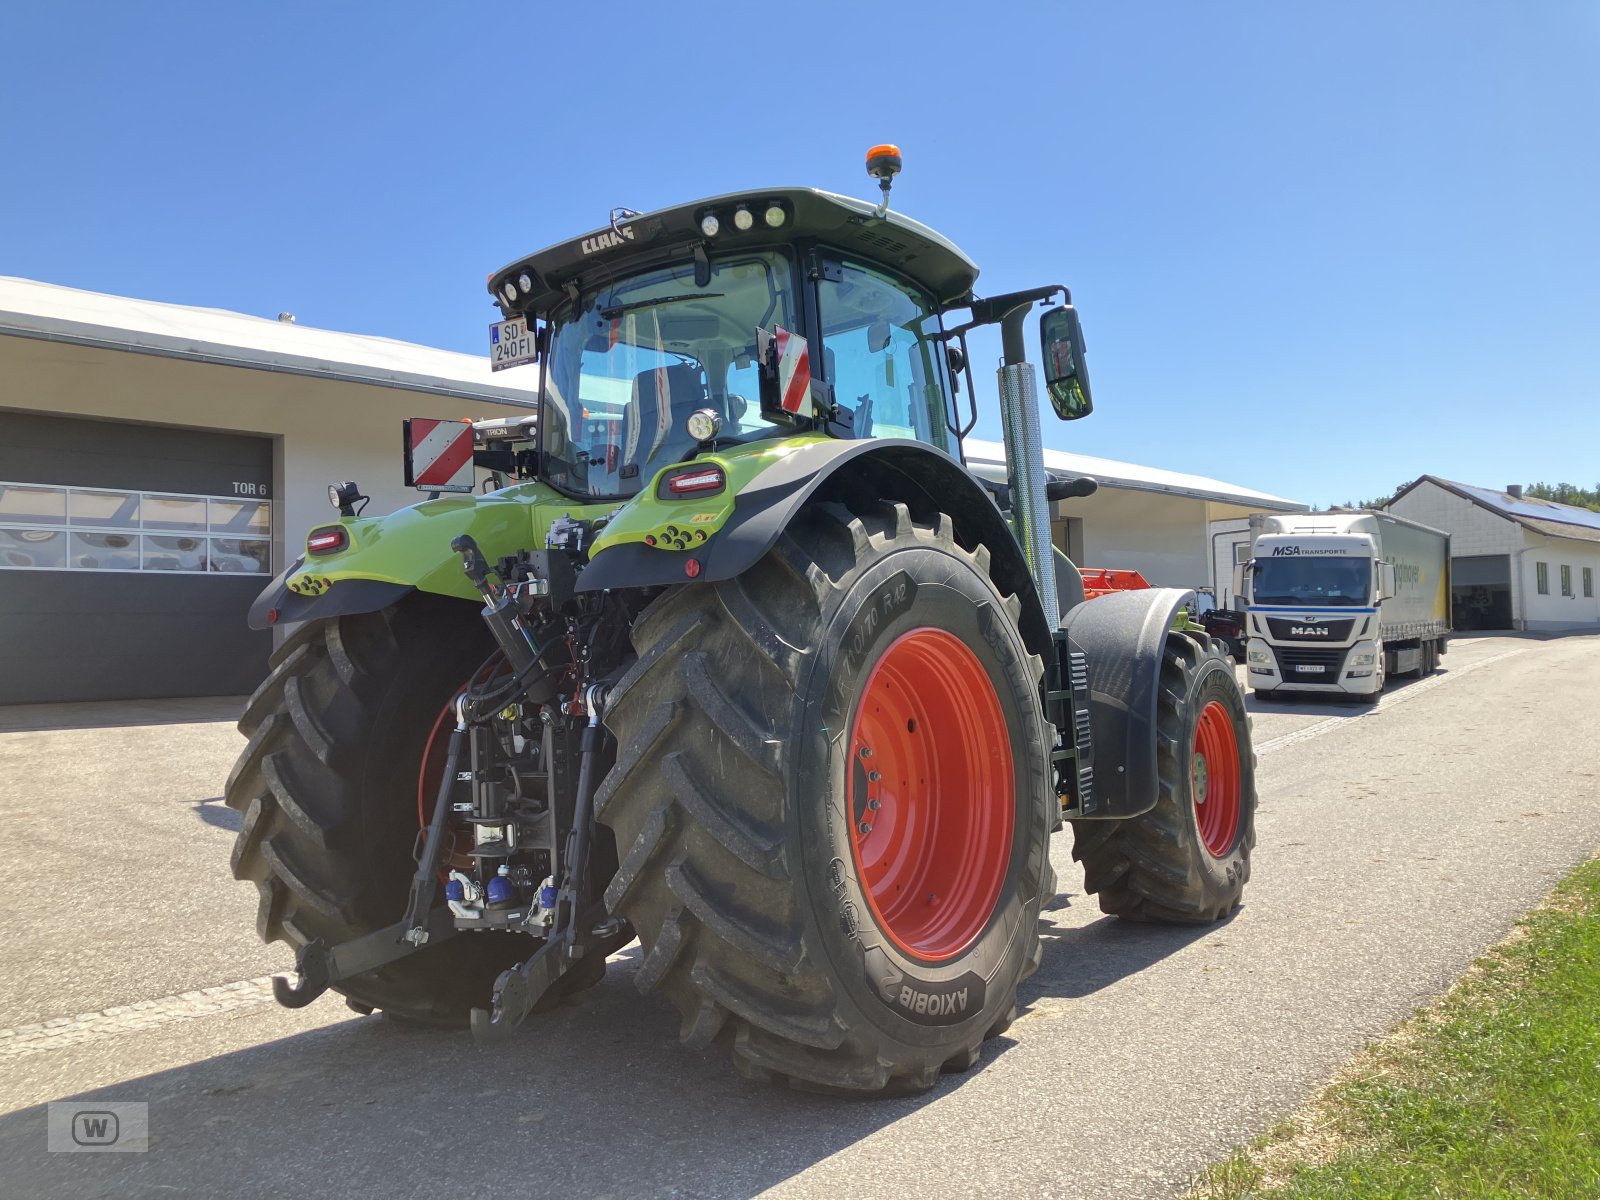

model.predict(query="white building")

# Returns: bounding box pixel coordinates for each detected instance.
[1386,476,1600,631]
[0,277,537,704]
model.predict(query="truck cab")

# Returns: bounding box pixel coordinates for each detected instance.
[1241,516,1388,698]
[1239,510,1450,701]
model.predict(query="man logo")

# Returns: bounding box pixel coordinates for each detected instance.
[73,1112,119,1146]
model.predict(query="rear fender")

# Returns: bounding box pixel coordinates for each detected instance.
[248,482,587,630]
[1060,586,1197,819]
[577,438,1056,657]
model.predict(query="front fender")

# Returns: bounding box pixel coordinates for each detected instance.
[248,482,587,629]
[1060,587,1197,819]
[576,438,1055,656]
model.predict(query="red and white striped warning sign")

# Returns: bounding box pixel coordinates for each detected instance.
[774,326,811,415]
[405,418,476,492]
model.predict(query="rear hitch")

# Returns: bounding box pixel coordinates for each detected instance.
[272,906,459,1008]
[470,682,626,1042]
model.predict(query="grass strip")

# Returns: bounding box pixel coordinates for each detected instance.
[1193,854,1600,1199]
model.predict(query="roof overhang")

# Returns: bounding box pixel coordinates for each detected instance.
[964,438,1304,512]
[0,276,539,408]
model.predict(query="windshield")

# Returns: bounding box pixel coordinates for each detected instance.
[540,250,797,499]
[1251,557,1372,607]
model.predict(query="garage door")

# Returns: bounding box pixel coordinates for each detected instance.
[0,411,273,704]
[1451,554,1513,631]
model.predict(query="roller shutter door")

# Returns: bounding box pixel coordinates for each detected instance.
[0,411,273,704]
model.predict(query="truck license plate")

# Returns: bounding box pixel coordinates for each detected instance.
[489,318,536,372]
[1297,664,1326,673]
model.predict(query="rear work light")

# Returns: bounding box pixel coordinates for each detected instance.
[306,526,349,555]
[660,467,726,497]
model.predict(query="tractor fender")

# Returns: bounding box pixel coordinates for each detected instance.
[576,438,1056,657]
[1060,586,1198,820]
[244,483,567,630]
[246,557,415,630]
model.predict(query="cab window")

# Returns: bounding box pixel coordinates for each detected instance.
[817,262,951,451]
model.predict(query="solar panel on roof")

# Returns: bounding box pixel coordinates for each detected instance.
[1451,480,1600,532]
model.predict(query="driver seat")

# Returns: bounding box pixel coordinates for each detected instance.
[622,364,707,467]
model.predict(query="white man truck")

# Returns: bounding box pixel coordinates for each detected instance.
[1239,510,1451,702]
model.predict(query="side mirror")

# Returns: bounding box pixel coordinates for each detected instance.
[1040,305,1093,420]
[1232,562,1249,600]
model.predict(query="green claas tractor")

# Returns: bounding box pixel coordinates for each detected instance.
[226,147,1256,1092]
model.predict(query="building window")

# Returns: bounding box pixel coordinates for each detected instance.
[1560,565,1573,597]
[1536,561,1549,594]
[1586,567,1594,599]
[0,481,270,575]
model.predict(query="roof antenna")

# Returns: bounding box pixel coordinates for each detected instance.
[865,144,902,218]
[610,207,641,239]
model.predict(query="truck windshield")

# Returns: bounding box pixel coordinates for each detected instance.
[540,250,797,499]
[1251,558,1371,607]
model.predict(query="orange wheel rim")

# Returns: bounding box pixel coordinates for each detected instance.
[1192,699,1242,857]
[847,627,1014,961]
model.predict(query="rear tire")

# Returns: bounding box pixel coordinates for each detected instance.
[598,500,1053,1092]
[1071,632,1255,923]
[224,594,557,1024]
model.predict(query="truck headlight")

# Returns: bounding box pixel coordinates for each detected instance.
[1351,651,1376,667]
[1247,647,1271,666]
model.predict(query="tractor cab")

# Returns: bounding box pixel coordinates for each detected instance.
[484,185,983,500]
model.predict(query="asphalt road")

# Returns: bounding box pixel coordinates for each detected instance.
[2,632,1597,1199]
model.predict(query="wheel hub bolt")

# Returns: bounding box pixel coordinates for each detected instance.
[858,821,873,834]
[867,799,881,810]
[868,770,881,782]
[858,746,873,758]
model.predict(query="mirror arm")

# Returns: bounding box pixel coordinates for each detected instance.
[942,284,1070,342]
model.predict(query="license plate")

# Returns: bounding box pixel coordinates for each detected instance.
[1296,664,1326,674]
[489,318,536,372]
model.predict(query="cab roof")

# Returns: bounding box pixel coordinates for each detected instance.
[489,187,982,315]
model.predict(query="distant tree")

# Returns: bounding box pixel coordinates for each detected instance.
[1525,482,1600,512]
[1338,482,1411,510]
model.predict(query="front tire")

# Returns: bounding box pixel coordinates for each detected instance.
[1072,632,1256,922]
[597,501,1053,1092]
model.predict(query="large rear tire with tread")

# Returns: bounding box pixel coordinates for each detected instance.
[224,594,556,1024]
[1071,632,1256,923]
[597,500,1054,1093]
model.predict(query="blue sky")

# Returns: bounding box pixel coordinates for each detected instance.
[3,2,1596,507]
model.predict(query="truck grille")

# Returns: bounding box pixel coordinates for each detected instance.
[1272,646,1347,680]
[1265,617,1357,642]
